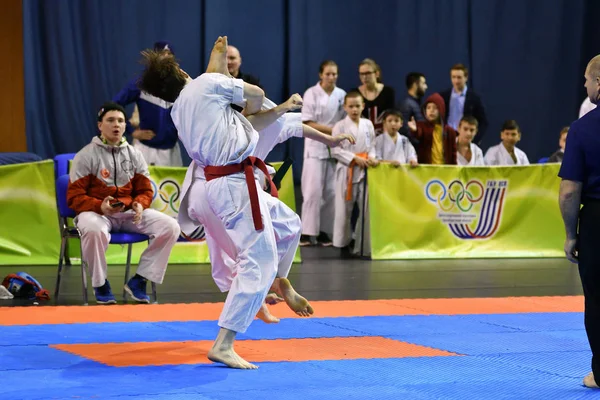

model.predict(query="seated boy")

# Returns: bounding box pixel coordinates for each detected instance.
[67,102,180,304]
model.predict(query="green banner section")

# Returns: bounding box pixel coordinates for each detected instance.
[368,164,564,259]
[0,160,61,265]
[0,160,300,265]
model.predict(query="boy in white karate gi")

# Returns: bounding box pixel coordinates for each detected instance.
[484,120,530,166]
[374,109,418,167]
[456,116,485,166]
[139,36,312,370]
[331,92,378,256]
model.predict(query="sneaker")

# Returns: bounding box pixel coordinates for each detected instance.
[299,234,316,247]
[94,280,117,305]
[317,232,333,247]
[124,275,150,304]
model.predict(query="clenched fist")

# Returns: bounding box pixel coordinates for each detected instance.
[284,93,303,112]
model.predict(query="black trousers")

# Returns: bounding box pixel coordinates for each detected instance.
[578,200,600,382]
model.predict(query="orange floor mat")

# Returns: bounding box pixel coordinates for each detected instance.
[0,296,584,326]
[51,336,459,366]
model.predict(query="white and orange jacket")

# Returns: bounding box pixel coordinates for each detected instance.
[67,136,154,215]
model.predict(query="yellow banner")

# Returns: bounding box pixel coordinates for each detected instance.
[368,164,564,259]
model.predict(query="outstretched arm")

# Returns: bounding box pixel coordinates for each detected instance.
[245,93,302,131]
[304,121,333,135]
[302,123,355,147]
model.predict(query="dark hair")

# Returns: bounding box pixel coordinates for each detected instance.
[405,72,425,90]
[559,126,569,137]
[97,102,126,122]
[154,41,174,55]
[344,91,363,104]
[459,115,479,128]
[319,60,338,74]
[450,63,469,78]
[501,119,520,132]
[138,50,188,103]
[382,109,403,122]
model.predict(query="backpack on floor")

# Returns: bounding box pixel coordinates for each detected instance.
[2,272,50,300]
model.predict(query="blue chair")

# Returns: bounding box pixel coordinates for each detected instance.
[55,174,157,305]
[53,153,77,264]
[538,157,549,164]
[53,153,77,178]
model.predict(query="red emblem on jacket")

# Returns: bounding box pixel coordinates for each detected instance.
[101,168,110,179]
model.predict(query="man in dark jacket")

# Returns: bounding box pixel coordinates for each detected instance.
[440,64,488,144]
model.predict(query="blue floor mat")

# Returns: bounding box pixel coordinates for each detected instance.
[389,330,590,355]
[2,311,596,400]
[468,312,584,332]
[5,357,599,400]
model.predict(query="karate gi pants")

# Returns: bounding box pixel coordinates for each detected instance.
[332,166,371,256]
[300,157,336,237]
[186,174,301,334]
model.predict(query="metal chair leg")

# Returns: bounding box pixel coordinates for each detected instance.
[123,243,132,301]
[55,236,67,299]
[79,241,88,305]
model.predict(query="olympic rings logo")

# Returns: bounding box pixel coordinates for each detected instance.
[425,179,484,212]
[150,179,181,214]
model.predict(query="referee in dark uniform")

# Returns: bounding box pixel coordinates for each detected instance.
[559,54,600,389]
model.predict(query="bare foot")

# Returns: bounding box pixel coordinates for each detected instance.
[206,36,229,75]
[272,278,314,317]
[584,372,599,388]
[207,345,258,370]
[256,303,280,324]
[265,293,284,305]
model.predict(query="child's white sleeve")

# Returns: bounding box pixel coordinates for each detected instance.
[484,147,497,165]
[367,121,377,159]
[407,140,418,162]
[330,121,355,166]
[301,88,317,123]
[374,135,383,160]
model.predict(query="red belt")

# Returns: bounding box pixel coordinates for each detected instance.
[204,156,278,231]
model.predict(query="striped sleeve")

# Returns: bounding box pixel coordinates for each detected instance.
[67,150,103,215]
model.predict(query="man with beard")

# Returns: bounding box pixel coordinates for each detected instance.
[399,72,427,138]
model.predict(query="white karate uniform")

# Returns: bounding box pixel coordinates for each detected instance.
[300,82,346,237]
[374,132,417,164]
[174,87,302,333]
[331,117,376,254]
[457,143,485,166]
[173,74,281,334]
[484,143,530,166]
[132,140,183,167]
